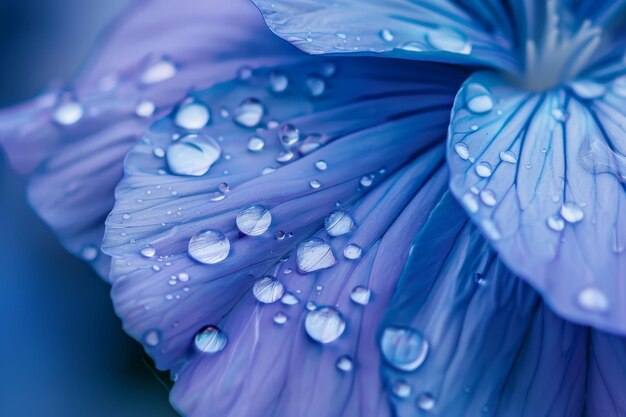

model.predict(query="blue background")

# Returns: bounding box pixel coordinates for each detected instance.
[0,1,178,416]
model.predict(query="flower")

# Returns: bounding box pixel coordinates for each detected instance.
[1,0,626,416]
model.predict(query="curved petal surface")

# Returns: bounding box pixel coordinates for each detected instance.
[447,71,626,334]
[0,0,300,276]
[101,59,465,414]
[586,331,626,416]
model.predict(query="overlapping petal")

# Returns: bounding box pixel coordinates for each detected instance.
[101,59,466,415]
[0,0,299,276]
[447,71,626,334]
[251,0,518,72]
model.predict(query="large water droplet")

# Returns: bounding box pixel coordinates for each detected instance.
[325,210,355,237]
[141,59,177,84]
[194,325,227,353]
[233,98,264,128]
[305,306,346,344]
[546,214,565,231]
[426,27,471,54]
[167,135,221,176]
[252,277,285,304]
[140,245,156,258]
[174,101,210,130]
[297,238,336,273]
[350,286,371,305]
[380,327,429,371]
[53,101,84,125]
[465,83,494,113]
[499,150,517,164]
[188,229,230,264]
[236,205,272,236]
[560,202,584,223]
[577,287,609,313]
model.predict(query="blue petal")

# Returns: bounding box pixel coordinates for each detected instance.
[251,0,518,73]
[0,0,300,277]
[381,193,589,417]
[101,59,465,414]
[447,71,626,334]
[586,332,626,416]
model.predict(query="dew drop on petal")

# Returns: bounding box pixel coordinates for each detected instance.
[461,192,480,213]
[343,244,362,260]
[53,101,84,125]
[144,329,160,347]
[315,160,328,171]
[479,189,497,206]
[236,204,272,236]
[279,123,300,146]
[273,312,288,325]
[379,29,394,42]
[499,150,517,164]
[325,210,355,237]
[306,77,325,97]
[546,214,565,231]
[188,229,230,264]
[417,393,436,411]
[380,327,429,371]
[194,325,227,353]
[309,179,321,189]
[336,355,353,372]
[560,202,584,223]
[577,287,609,313]
[426,27,471,55]
[392,380,412,398]
[297,238,336,273]
[81,245,98,261]
[360,175,374,187]
[174,101,211,130]
[350,286,371,305]
[140,245,156,258]
[475,161,493,178]
[305,306,346,344]
[247,136,265,152]
[135,100,156,118]
[167,135,221,176]
[465,83,493,113]
[454,143,470,160]
[253,277,284,304]
[141,59,177,84]
[269,71,289,93]
[233,98,264,128]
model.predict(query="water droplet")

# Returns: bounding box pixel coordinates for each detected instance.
[167,134,221,176]
[144,330,160,347]
[296,238,336,273]
[454,143,470,160]
[279,123,300,146]
[570,80,605,99]
[499,150,517,164]
[551,108,569,122]
[141,59,177,84]
[481,219,501,241]
[253,277,285,304]
[473,273,487,286]
[336,355,353,372]
[546,214,565,231]
[380,29,394,42]
[417,393,436,411]
[135,100,156,118]
[269,71,289,93]
[392,380,412,398]
[238,66,252,80]
[321,62,337,78]
[479,189,496,206]
[276,150,294,163]
[475,161,493,178]
[325,210,355,236]
[465,83,494,113]
[174,101,210,130]
[577,287,609,313]
[315,160,328,171]
[281,292,300,305]
[81,245,98,261]
[233,98,264,128]
[309,179,321,189]
[560,202,584,223]
[400,42,423,52]
[236,205,272,236]
[140,245,156,258]
[188,229,230,264]
[178,272,190,282]
[380,327,429,371]
[53,101,84,125]
[350,286,371,305]
[461,192,480,213]
[247,136,265,152]
[273,312,288,324]
[343,244,362,260]
[194,325,227,353]
[426,27,471,54]
[305,306,346,344]
[307,77,325,97]
[360,175,374,187]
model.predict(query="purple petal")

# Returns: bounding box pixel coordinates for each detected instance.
[381,193,588,416]
[447,71,626,334]
[0,0,300,277]
[101,59,465,413]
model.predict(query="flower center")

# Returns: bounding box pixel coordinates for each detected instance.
[513,0,603,92]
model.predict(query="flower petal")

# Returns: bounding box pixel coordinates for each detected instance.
[101,58,464,393]
[381,193,588,417]
[251,0,518,72]
[0,0,300,276]
[586,331,626,416]
[447,71,626,334]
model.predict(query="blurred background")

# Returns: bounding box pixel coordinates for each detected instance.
[0,1,178,416]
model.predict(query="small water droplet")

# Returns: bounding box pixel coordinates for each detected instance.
[297,238,336,273]
[426,27,471,54]
[307,77,326,97]
[236,205,272,236]
[461,192,480,213]
[305,306,346,344]
[310,179,321,189]
[475,161,493,177]
[238,66,252,80]
[400,42,423,52]
[499,150,517,164]
[546,214,565,231]
[81,245,98,261]
[269,71,289,93]
[380,29,394,42]
[233,98,265,128]
[392,380,412,398]
[473,273,487,286]
[174,101,210,130]
[140,245,156,258]
[479,189,496,206]
[336,355,353,372]
[141,59,177,84]
[325,210,355,236]
[167,134,221,176]
[551,108,569,122]
[281,292,300,305]
[454,143,470,160]
[194,325,227,353]
[273,312,288,324]
[253,277,285,304]
[343,244,362,260]
[560,202,584,223]
[53,101,84,125]
[247,136,265,152]
[188,229,230,264]
[417,393,436,411]
[135,100,156,118]
[380,327,429,371]
[577,287,609,313]
[360,175,374,187]
[279,123,300,146]
[144,330,160,347]
[465,83,494,113]
[350,286,371,305]
[315,160,328,171]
